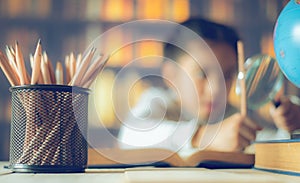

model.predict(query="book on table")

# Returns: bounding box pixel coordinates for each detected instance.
[87,148,254,169]
[254,139,300,175]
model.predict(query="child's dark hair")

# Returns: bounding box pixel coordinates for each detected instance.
[164,18,240,62]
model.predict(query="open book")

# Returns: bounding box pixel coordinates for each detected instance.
[88,148,254,169]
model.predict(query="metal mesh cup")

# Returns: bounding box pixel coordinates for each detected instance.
[8,85,89,173]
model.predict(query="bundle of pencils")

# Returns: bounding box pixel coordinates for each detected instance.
[0,39,109,88]
[1,40,109,166]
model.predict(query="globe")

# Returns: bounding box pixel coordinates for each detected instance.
[274,0,300,88]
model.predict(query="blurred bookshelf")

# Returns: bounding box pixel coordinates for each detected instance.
[0,0,298,159]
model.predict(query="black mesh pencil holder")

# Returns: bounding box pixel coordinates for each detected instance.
[8,85,90,173]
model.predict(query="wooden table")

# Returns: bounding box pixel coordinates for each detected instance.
[1,162,300,183]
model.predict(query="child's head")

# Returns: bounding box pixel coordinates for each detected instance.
[162,18,239,121]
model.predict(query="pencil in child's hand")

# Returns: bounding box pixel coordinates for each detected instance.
[31,40,42,85]
[237,40,247,117]
[55,62,64,85]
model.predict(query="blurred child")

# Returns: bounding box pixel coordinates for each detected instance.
[118,18,300,152]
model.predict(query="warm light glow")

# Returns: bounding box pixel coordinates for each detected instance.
[111,45,133,66]
[7,0,28,17]
[260,33,275,57]
[102,0,133,21]
[209,0,234,23]
[92,70,148,127]
[136,41,163,67]
[104,29,125,66]
[137,0,167,19]
[94,70,116,127]
[6,0,51,18]
[172,0,190,22]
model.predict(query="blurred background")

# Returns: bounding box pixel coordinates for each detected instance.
[0,0,298,160]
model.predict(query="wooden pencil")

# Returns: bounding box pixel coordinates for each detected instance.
[82,55,109,88]
[5,46,20,83]
[76,53,82,71]
[29,53,44,84]
[15,42,31,85]
[31,40,42,85]
[8,46,15,56]
[55,62,64,84]
[43,52,56,84]
[0,50,19,86]
[29,54,34,69]
[5,46,18,71]
[70,48,95,86]
[69,52,76,79]
[237,41,247,117]
[80,54,109,87]
[6,46,17,71]
[80,54,103,83]
[41,57,51,84]
[64,55,71,84]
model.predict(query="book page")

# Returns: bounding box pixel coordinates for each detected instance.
[88,148,186,167]
[124,168,283,183]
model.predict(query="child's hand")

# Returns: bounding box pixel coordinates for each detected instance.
[270,96,300,132]
[192,113,262,152]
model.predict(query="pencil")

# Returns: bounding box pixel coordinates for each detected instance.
[29,54,34,69]
[80,54,103,84]
[31,40,42,85]
[15,41,31,85]
[0,50,19,86]
[43,52,56,84]
[5,46,20,83]
[55,62,64,85]
[8,46,15,56]
[82,55,109,88]
[31,52,45,84]
[5,46,17,70]
[237,41,247,117]
[81,54,109,87]
[70,48,95,86]
[69,52,76,79]
[64,55,71,84]
[76,53,82,71]
[41,57,51,84]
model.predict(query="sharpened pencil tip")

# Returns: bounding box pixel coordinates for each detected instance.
[38,38,41,45]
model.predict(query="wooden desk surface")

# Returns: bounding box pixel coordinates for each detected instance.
[1,162,300,183]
